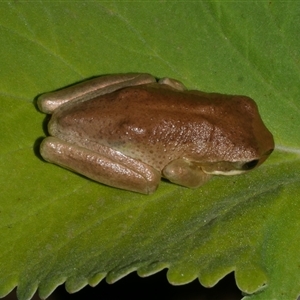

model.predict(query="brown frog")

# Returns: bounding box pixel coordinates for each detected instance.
[37,73,274,194]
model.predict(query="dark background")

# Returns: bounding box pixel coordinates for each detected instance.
[5,271,242,299]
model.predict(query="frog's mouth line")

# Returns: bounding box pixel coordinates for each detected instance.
[204,169,248,176]
[200,148,274,176]
[201,159,260,176]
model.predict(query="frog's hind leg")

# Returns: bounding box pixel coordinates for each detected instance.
[158,77,187,91]
[40,137,161,194]
[37,73,156,114]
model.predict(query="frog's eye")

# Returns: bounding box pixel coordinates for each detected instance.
[241,159,259,170]
[240,148,274,171]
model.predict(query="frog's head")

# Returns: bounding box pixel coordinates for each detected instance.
[194,95,274,176]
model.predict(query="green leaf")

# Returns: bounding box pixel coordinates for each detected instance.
[1,2,299,300]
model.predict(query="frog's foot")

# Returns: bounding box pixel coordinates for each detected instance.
[40,137,161,194]
[38,73,156,114]
[162,159,212,188]
[158,77,187,91]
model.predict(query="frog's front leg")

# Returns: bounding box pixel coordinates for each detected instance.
[37,73,156,114]
[162,159,212,188]
[40,137,161,194]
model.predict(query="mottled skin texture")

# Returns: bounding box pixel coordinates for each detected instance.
[38,73,274,194]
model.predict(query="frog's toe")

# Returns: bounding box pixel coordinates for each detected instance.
[158,77,187,91]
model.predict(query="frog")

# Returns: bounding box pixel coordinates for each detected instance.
[37,73,274,194]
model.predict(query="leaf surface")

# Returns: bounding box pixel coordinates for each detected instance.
[0,2,299,300]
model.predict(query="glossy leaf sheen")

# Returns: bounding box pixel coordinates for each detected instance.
[0,2,299,300]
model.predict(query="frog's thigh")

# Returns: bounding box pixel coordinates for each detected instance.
[38,73,156,114]
[158,77,187,91]
[162,159,212,188]
[40,137,161,194]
